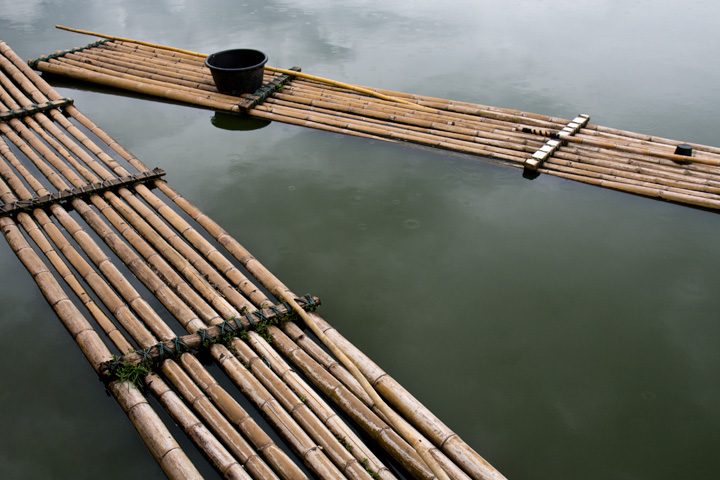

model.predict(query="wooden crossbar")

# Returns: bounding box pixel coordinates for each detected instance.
[524,114,591,171]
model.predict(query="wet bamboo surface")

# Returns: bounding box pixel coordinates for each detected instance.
[26,31,720,212]
[1,39,506,480]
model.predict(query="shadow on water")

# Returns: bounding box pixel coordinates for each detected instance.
[210,111,271,131]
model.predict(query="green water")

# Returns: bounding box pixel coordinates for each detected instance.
[2,1,720,479]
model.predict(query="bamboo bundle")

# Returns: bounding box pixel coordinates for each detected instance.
[26,30,720,210]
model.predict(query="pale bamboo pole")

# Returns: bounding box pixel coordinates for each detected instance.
[278,81,542,136]
[307,314,506,480]
[59,49,216,91]
[268,325,472,480]
[552,148,720,195]
[230,333,376,480]
[246,329,398,480]
[0,212,202,480]
[281,321,372,405]
[264,96,538,156]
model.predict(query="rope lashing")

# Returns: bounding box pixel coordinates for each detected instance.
[0,98,75,122]
[98,295,321,385]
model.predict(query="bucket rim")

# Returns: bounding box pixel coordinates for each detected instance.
[205,48,268,71]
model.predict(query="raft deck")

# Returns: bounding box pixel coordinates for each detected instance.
[26,28,720,212]
[1,40,502,480]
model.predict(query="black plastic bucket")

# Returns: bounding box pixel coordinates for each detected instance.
[205,49,268,95]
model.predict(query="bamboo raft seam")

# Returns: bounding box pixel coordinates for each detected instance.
[26,27,720,212]
[1,39,505,480]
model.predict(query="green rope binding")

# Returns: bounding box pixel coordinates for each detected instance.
[98,295,321,388]
[243,66,302,110]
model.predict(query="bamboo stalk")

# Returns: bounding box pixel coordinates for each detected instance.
[522,126,720,167]
[550,150,720,196]
[265,96,538,155]
[54,25,442,113]
[268,324,448,480]
[0,213,203,480]
[231,333,376,480]
[247,328,397,480]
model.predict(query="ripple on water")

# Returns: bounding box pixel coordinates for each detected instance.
[404,219,420,229]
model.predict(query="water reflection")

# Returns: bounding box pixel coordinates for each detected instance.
[210,111,271,131]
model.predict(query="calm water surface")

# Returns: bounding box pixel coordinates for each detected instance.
[2,1,720,479]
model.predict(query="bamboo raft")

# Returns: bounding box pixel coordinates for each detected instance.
[0,40,505,480]
[24,26,720,212]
